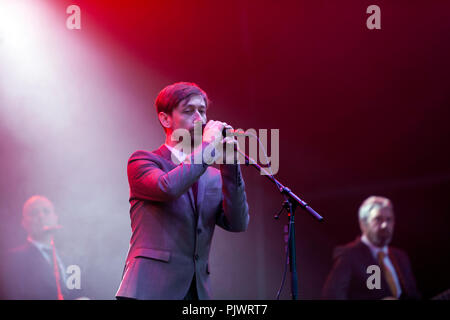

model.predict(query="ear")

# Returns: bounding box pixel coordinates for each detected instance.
[158,112,172,130]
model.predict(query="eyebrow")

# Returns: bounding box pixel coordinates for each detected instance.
[183,104,206,110]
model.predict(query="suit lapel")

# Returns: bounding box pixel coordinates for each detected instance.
[355,239,378,266]
[26,243,60,289]
[155,144,176,168]
[196,170,206,216]
[188,188,197,215]
[27,242,52,267]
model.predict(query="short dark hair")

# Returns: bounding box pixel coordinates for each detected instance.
[155,82,209,116]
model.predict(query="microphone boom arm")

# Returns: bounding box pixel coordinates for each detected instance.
[236,148,323,221]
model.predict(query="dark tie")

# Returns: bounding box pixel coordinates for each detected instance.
[192,181,199,211]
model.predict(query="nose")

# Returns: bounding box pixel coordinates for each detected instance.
[193,110,203,122]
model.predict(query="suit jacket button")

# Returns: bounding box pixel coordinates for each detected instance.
[194,254,199,260]
[197,228,202,234]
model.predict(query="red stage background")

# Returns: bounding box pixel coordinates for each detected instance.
[0,0,449,299]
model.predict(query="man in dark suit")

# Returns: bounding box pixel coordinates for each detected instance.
[0,196,85,300]
[115,82,250,300]
[322,196,421,300]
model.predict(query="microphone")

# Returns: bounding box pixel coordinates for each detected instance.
[222,126,247,137]
[201,123,248,137]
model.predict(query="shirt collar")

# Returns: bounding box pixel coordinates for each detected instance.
[361,234,388,258]
[165,144,188,163]
[27,236,52,251]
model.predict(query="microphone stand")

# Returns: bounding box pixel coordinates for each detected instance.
[236,148,323,300]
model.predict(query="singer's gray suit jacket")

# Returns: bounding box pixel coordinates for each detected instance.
[116,144,250,300]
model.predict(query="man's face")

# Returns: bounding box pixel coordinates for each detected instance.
[361,206,395,247]
[168,95,207,134]
[22,198,59,239]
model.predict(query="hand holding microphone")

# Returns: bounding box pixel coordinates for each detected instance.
[202,120,225,146]
[202,120,245,142]
[201,120,241,164]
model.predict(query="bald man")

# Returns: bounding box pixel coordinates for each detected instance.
[0,196,82,299]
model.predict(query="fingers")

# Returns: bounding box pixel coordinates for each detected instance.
[203,120,235,147]
[221,122,232,131]
[203,121,224,138]
[203,120,215,130]
[213,121,226,132]
[205,120,229,132]
[221,136,239,164]
[203,120,222,145]
[222,136,239,152]
[222,136,237,144]
[201,123,239,164]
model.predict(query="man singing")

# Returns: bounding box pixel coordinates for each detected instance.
[116,82,250,300]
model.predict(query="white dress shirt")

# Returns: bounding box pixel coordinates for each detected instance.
[165,144,189,164]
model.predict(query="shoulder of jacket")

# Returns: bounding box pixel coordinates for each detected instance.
[128,150,160,162]
[7,243,31,256]
[332,238,363,260]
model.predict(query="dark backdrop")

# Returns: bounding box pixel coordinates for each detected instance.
[0,0,449,299]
